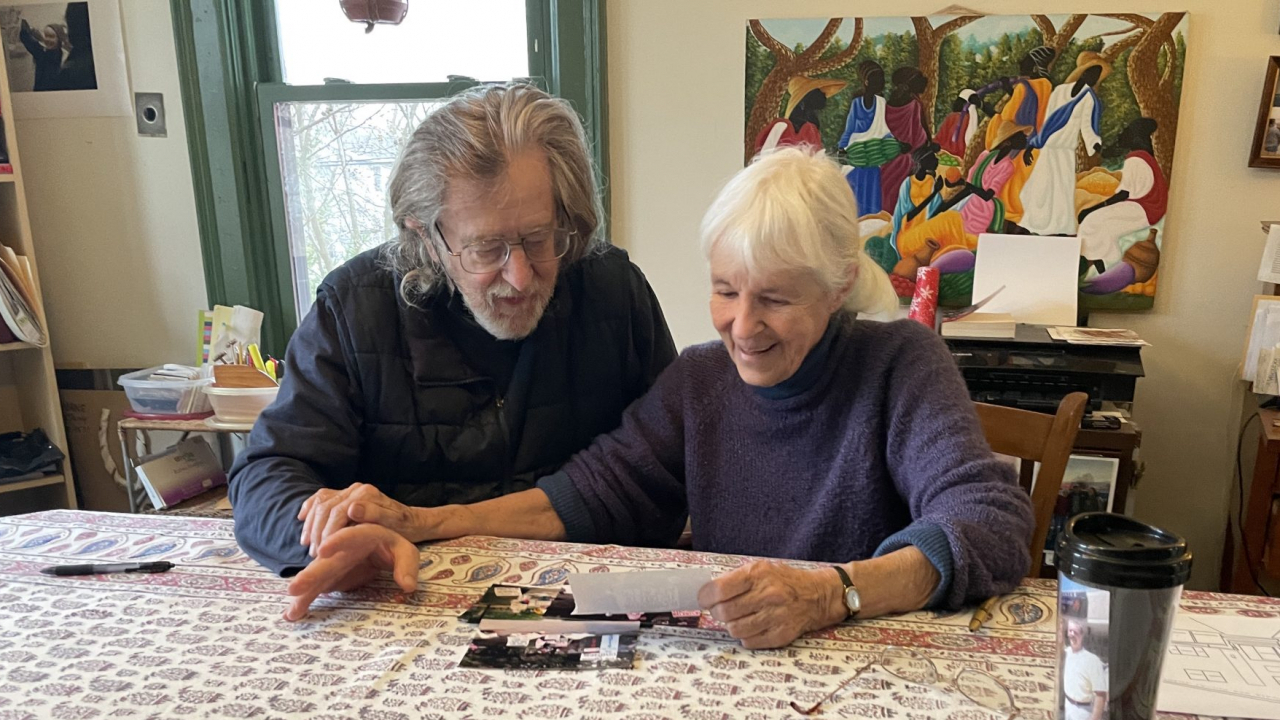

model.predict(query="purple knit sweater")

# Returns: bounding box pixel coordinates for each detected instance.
[540,318,1033,608]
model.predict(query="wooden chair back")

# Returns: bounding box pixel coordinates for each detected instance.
[975,392,1088,577]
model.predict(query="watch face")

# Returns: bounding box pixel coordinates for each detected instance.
[844,586,862,615]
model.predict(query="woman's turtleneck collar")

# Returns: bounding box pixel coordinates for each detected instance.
[752,318,839,400]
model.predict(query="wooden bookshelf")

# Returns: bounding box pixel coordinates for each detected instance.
[0,41,76,510]
[0,473,67,495]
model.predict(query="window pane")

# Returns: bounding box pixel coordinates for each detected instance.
[274,0,528,85]
[272,100,442,321]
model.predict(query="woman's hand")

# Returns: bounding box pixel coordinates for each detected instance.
[697,547,942,649]
[697,560,846,649]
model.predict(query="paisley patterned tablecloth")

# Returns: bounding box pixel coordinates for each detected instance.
[0,511,1271,720]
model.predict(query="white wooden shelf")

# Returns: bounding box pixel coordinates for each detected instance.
[0,31,76,511]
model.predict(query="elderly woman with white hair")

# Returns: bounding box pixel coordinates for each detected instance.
[297,147,1034,648]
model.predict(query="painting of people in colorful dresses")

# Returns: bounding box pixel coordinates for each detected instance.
[744,13,1189,311]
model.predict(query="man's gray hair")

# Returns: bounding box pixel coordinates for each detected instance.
[383,83,602,304]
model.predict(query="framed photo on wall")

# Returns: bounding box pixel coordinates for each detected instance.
[1250,56,1280,169]
[0,0,130,118]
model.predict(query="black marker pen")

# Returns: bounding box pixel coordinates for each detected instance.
[39,561,175,576]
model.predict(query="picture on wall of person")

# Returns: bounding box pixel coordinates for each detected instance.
[0,0,129,117]
[744,12,1189,312]
[1249,56,1280,169]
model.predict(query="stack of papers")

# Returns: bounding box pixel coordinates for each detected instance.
[1242,296,1280,394]
[0,244,43,346]
[940,312,1016,338]
[1159,611,1280,720]
[1047,327,1149,347]
[1260,225,1280,284]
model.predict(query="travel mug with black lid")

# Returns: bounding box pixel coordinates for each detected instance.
[1055,512,1192,720]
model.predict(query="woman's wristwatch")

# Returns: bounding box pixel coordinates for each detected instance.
[833,565,861,619]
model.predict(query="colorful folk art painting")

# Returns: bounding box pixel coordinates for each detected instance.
[744,13,1188,310]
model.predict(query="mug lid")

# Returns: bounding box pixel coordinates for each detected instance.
[1056,512,1192,589]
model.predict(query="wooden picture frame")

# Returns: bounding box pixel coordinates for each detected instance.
[1249,56,1280,169]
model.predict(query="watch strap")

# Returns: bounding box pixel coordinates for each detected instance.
[833,565,853,590]
[833,565,858,618]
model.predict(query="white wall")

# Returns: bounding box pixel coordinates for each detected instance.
[18,0,205,369]
[608,0,1280,589]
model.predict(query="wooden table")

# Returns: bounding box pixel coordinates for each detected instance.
[0,510,1260,719]
[1229,408,1280,594]
[117,416,251,513]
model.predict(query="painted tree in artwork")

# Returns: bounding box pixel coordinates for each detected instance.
[742,18,864,163]
[1031,14,1088,70]
[1099,12,1187,176]
[910,15,982,135]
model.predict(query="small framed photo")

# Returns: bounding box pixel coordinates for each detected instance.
[1249,56,1280,169]
[0,0,131,118]
[1033,454,1121,567]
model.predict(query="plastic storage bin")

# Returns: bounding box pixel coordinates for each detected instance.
[117,367,214,415]
[204,386,279,424]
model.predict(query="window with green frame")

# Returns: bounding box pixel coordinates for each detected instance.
[171,0,606,357]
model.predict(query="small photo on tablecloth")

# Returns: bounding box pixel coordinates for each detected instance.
[460,631,639,670]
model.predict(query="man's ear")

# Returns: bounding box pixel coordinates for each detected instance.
[406,218,441,264]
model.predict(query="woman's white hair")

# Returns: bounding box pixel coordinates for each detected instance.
[699,146,898,319]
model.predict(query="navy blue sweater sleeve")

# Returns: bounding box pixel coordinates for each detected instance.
[228,289,364,576]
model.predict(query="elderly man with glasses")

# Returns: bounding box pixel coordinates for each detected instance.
[228,84,675,619]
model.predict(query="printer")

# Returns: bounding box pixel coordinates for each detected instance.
[943,325,1144,413]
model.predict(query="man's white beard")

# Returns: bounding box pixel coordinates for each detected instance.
[461,279,555,340]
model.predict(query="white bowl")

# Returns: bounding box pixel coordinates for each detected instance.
[204,385,279,424]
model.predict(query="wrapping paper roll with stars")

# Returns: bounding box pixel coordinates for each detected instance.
[908,266,939,329]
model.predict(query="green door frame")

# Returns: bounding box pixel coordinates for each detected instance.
[171,0,607,355]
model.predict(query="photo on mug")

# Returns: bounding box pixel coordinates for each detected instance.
[1059,575,1110,720]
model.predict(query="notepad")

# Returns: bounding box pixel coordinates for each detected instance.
[0,245,44,346]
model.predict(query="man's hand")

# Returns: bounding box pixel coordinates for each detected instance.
[284,524,419,621]
[298,482,433,554]
[697,560,845,649]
